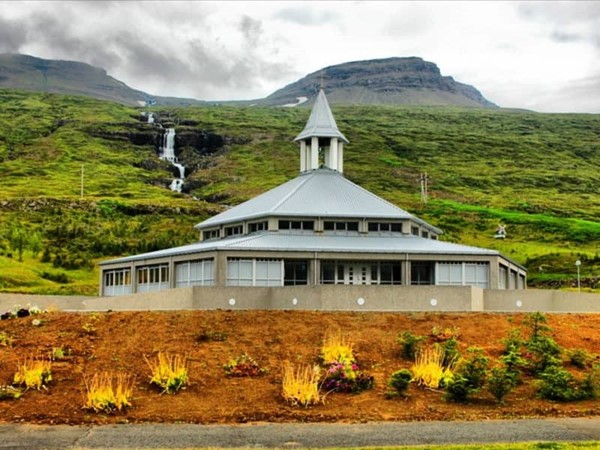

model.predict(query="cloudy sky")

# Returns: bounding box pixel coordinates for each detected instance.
[1,1,599,112]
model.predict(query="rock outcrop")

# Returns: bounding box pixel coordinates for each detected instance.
[261,57,497,108]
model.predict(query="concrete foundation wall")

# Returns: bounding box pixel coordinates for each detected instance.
[2,287,599,313]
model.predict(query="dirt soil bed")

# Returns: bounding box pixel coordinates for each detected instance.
[0,310,599,425]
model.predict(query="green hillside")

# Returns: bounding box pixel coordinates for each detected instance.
[0,88,598,295]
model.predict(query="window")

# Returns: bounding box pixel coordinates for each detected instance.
[202,229,220,240]
[320,260,402,285]
[137,264,170,292]
[284,260,308,285]
[368,222,402,233]
[499,266,507,290]
[103,268,132,296]
[421,231,429,239]
[436,262,489,289]
[518,275,525,290]
[411,262,434,285]
[323,221,359,232]
[249,221,268,233]
[278,220,314,231]
[225,225,243,237]
[226,258,283,287]
[411,226,420,236]
[175,259,214,287]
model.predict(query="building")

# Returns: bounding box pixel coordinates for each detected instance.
[100,90,527,297]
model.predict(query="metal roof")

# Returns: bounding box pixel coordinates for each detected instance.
[294,89,349,144]
[197,169,440,233]
[101,231,501,265]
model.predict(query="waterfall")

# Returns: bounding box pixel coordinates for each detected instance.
[147,113,155,124]
[159,128,186,193]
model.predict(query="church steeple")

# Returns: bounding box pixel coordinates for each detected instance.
[294,89,349,173]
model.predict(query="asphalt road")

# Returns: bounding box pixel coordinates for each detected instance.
[1,418,600,449]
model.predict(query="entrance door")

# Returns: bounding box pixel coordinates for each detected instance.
[344,264,371,285]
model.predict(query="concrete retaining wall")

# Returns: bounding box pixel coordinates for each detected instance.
[1,286,599,313]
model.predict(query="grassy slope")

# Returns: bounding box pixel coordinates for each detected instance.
[0,89,598,294]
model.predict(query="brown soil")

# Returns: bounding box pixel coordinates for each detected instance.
[0,310,599,425]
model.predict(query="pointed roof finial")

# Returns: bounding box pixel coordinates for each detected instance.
[294,89,349,143]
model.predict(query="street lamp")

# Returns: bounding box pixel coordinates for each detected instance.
[575,260,581,293]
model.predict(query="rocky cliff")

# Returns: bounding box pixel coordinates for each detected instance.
[262,57,497,108]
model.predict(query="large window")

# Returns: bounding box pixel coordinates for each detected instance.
[225,225,243,237]
[436,262,489,289]
[499,265,508,290]
[284,260,308,285]
[320,261,402,285]
[137,264,170,293]
[323,221,359,232]
[368,222,402,233]
[249,221,268,233]
[278,220,314,231]
[175,259,214,287]
[227,258,283,287]
[103,268,132,296]
[202,229,220,240]
[411,262,434,285]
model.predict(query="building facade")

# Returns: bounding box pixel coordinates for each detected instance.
[100,90,527,296]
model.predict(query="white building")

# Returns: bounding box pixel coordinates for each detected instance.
[100,90,526,296]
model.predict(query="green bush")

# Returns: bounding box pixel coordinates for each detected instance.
[440,337,460,368]
[487,366,517,404]
[526,334,562,374]
[537,365,581,401]
[387,369,412,397]
[397,331,425,360]
[444,347,489,403]
[568,348,590,369]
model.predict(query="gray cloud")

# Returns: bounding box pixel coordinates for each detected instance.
[240,15,263,48]
[0,17,28,52]
[273,7,338,26]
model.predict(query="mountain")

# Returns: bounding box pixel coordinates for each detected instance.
[1,54,496,108]
[0,53,204,107]
[261,57,497,108]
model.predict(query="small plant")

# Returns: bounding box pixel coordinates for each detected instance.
[568,348,590,369]
[537,364,581,401]
[321,361,374,394]
[144,352,189,394]
[411,345,455,389]
[282,363,322,407]
[523,311,551,341]
[525,334,562,374]
[82,312,102,335]
[431,325,461,342]
[0,331,13,347]
[84,372,133,413]
[387,369,412,398]
[196,329,228,342]
[50,346,72,361]
[445,347,489,403]
[13,358,52,390]
[440,337,461,368]
[487,365,517,404]
[397,331,425,360]
[223,353,267,377]
[321,331,354,364]
[0,385,22,400]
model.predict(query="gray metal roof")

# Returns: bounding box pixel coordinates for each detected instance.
[294,89,349,143]
[197,169,440,233]
[101,231,501,266]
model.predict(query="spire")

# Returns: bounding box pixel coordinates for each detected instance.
[294,89,349,144]
[294,89,349,173]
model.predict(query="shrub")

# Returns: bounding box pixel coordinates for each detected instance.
[397,331,425,360]
[387,369,412,398]
[579,364,600,399]
[523,312,551,341]
[431,326,461,342]
[84,372,133,413]
[0,332,13,347]
[502,328,525,355]
[281,363,322,407]
[223,353,266,377]
[487,365,517,404]
[144,352,189,394]
[525,334,562,374]
[321,361,374,394]
[568,348,590,369]
[13,358,52,390]
[196,329,227,342]
[411,345,455,389]
[50,346,72,361]
[321,332,354,365]
[537,365,580,401]
[440,337,460,368]
[445,347,489,403]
